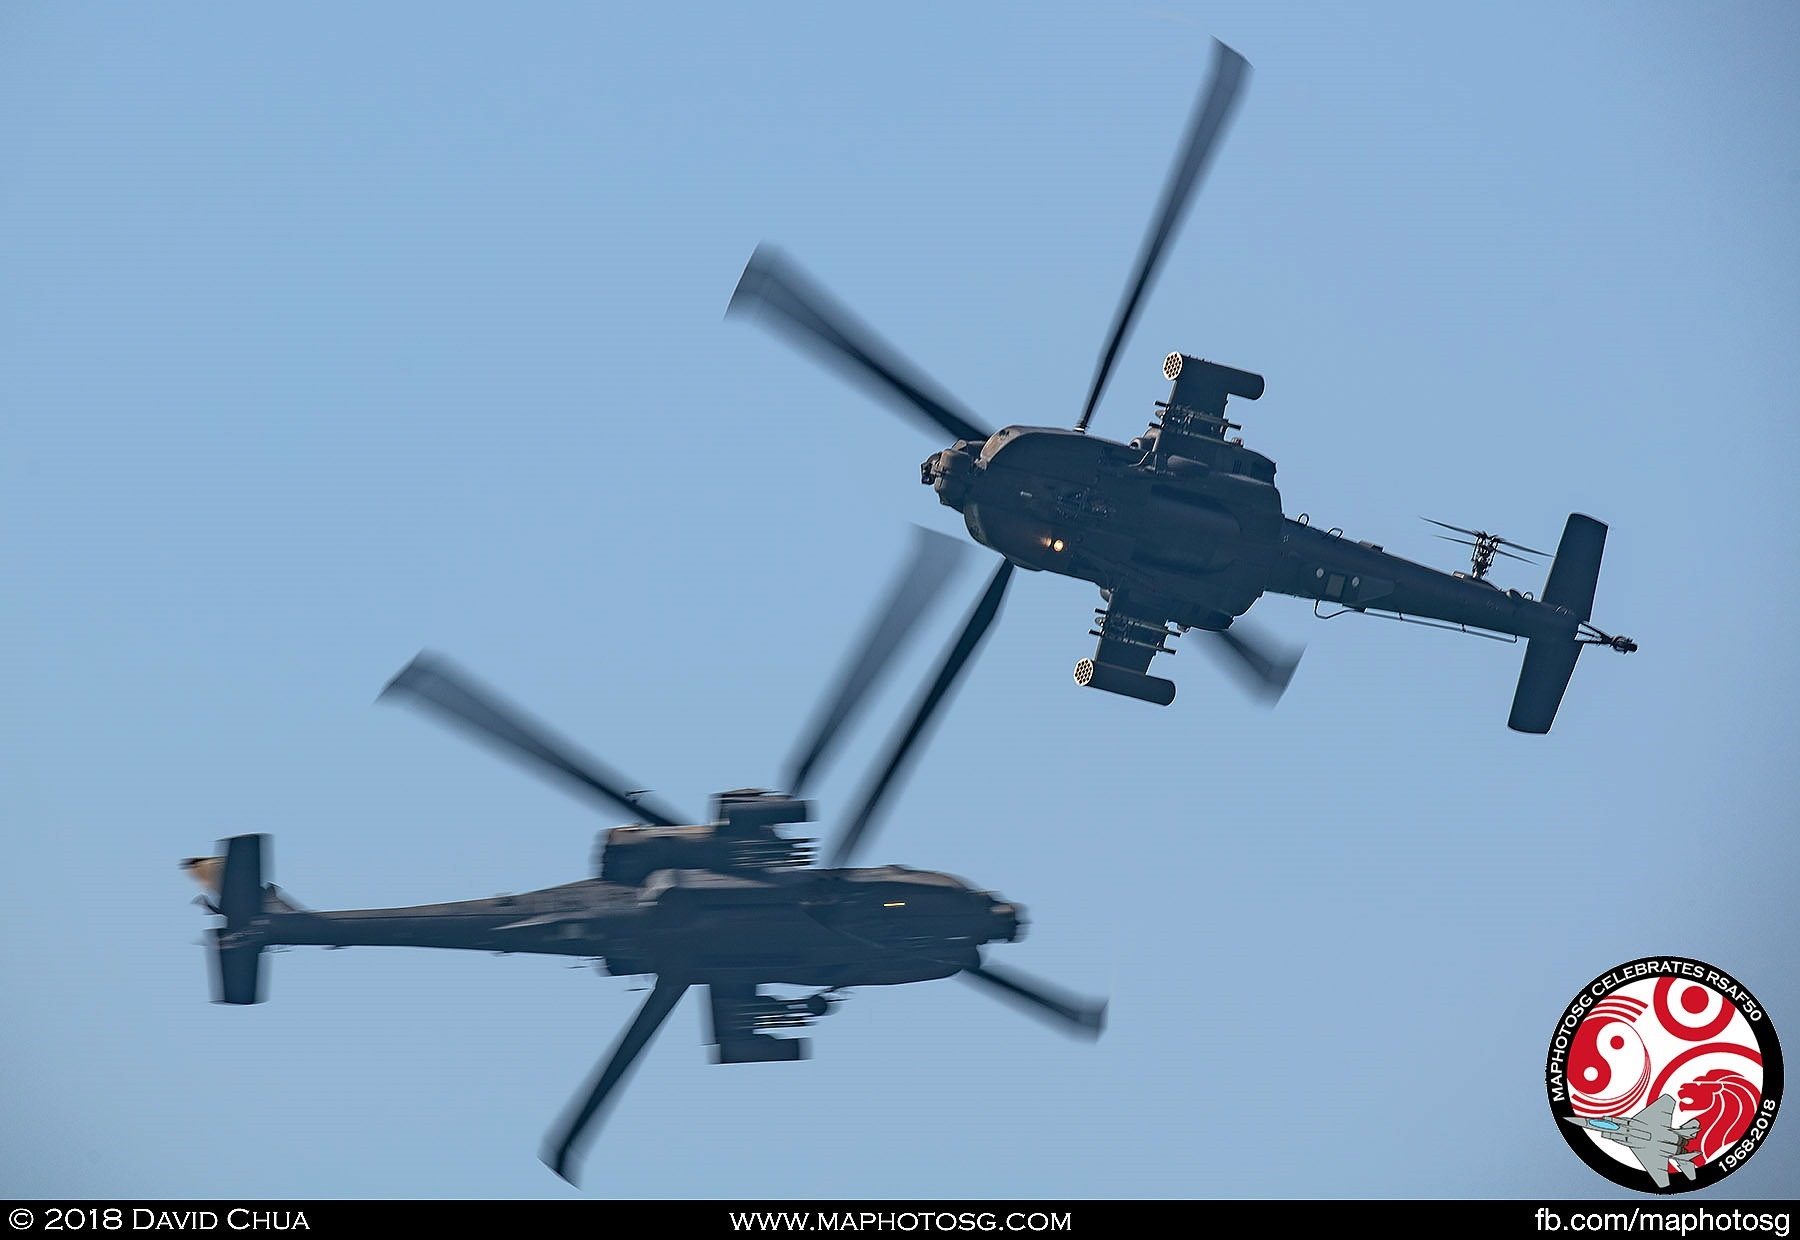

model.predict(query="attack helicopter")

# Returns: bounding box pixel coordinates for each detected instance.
[182,530,1103,1185]
[728,41,1636,733]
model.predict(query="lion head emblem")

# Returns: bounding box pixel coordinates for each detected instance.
[1677,1069,1760,1164]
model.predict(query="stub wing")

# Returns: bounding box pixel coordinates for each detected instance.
[707,983,811,1065]
[1076,592,1179,705]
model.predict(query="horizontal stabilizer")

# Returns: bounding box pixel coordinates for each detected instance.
[1509,637,1581,734]
[210,834,270,1004]
[219,834,265,930]
[1509,513,1613,733]
[209,928,265,1005]
[1541,514,1608,622]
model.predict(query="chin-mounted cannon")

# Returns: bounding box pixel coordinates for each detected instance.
[922,439,981,509]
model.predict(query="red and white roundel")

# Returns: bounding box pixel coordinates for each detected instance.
[1546,958,1782,1193]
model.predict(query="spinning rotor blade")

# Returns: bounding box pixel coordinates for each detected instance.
[829,559,1015,868]
[728,245,994,446]
[1075,40,1250,433]
[1423,517,1484,540]
[960,960,1106,1039]
[1422,518,1548,557]
[543,976,689,1183]
[1433,535,1538,564]
[1203,624,1303,701]
[783,527,968,797]
[380,653,686,827]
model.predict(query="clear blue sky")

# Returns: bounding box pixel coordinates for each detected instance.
[4,2,1796,1200]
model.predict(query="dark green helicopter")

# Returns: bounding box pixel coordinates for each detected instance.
[729,41,1635,733]
[182,531,1102,1185]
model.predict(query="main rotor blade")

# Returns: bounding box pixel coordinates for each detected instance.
[1075,40,1250,433]
[380,653,686,828]
[829,559,1015,868]
[1204,624,1302,702]
[542,976,689,1183]
[960,960,1106,1039]
[728,245,994,446]
[783,527,968,797]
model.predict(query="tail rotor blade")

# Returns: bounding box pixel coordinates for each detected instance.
[729,245,993,445]
[829,559,1015,868]
[960,960,1106,1039]
[542,977,689,1183]
[1424,518,1547,558]
[1075,40,1251,433]
[380,653,687,827]
[1497,537,1550,558]
[783,527,968,797]
[1423,517,1484,540]
[1436,533,1536,564]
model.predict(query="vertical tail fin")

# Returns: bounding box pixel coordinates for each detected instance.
[1508,515,1609,734]
[208,834,270,1004]
[1539,514,1608,622]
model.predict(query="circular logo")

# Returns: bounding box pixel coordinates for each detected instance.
[1545,957,1782,1193]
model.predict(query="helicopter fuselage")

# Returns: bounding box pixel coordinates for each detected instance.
[926,423,1586,643]
[729,48,1633,724]
[240,863,1021,990]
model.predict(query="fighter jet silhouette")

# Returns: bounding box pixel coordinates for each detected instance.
[1564,1095,1702,1188]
